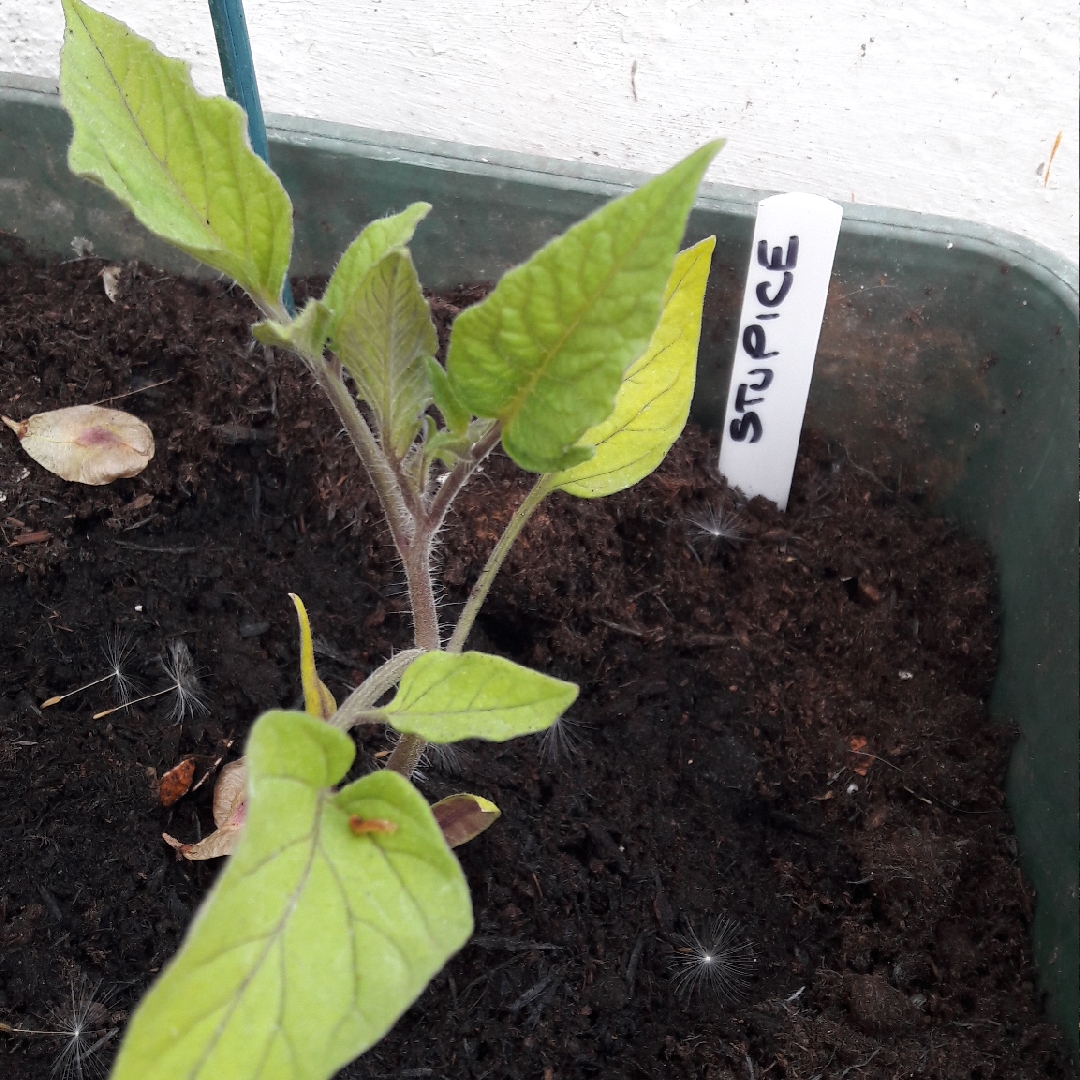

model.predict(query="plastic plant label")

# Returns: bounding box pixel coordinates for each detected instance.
[717,192,842,510]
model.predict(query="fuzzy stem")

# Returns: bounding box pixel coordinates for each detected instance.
[404,532,441,651]
[426,422,502,527]
[384,425,504,775]
[329,648,424,731]
[447,474,553,654]
[385,731,427,776]
[305,358,414,557]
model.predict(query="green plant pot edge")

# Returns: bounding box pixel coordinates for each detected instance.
[1,71,1077,1056]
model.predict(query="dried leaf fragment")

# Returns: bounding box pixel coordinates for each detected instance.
[2,405,154,485]
[431,792,501,848]
[158,756,196,807]
[212,759,247,828]
[101,264,123,301]
[163,758,247,861]
[847,735,872,776]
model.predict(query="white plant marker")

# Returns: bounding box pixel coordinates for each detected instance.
[718,192,843,510]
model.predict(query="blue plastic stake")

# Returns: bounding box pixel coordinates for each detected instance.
[207,0,296,316]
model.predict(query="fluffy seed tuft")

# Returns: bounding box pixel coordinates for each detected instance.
[536,712,586,765]
[102,629,142,705]
[159,640,210,725]
[686,502,744,558]
[669,916,756,1003]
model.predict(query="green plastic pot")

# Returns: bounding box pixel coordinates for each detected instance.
[2,70,1077,1054]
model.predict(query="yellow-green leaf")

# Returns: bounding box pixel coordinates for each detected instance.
[289,593,336,720]
[59,0,293,310]
[253,300,332,358]
[322,203,431,343]
[111,712,472,1080]
[381,651,577,743]
[445,142,722,473]
[550,236,715,498]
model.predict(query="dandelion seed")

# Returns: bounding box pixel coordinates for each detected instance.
[159,640,210,724]
[0,976,118,1080]
[41,630,142,710]
[536,712,585,765]
[93,639,209,723]
[686,502,744,557]
[102,630,143,705]
[669,916,756,1003]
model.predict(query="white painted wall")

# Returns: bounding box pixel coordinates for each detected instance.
[2,0,1077,265]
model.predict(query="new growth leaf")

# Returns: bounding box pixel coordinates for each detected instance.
[445,142,721,472]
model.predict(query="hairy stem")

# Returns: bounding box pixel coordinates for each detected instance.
[404,532,441,651]
[329,648,424,731]
[426,422,502,527]
[385,425,504,775]
[385,732,427,776]
[447,475,553,654]
[306,356,414,557]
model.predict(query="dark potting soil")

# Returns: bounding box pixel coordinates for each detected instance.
[0,240,1071,1080]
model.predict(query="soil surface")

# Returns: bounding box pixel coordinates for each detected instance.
[0,239,1071,1080]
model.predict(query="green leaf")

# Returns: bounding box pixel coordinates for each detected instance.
[322,202,432,343]
[427,357,471,435]
[550,236,715,498]
[423,418,496,470]
[382,651,578,743]
[336,250,438,458]
[253,299,332,357]
[59,0,293,311]
[445,142,722,472]
[111,711,472,1080]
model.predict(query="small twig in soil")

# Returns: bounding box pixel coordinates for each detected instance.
[838,1048,880,1077]
[109,540,199,555]
[508,970,561,1014]
[624,929,647,994]
[89,377,173,407]
[469,936,563,953]
[849,749,1005,815]
[591,616,665,641]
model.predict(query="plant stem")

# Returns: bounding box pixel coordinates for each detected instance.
[329,648,424,731]
[385,732,427,776]
[385,427,506,776]
[404,532,441,651]
[426,422,502,529]
[447,475,553,654]
[306,358,414,556]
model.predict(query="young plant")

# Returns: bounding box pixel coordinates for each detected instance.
[57,2,720,1076]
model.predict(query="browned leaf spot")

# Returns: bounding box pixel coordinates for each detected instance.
[348,816,398,836]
